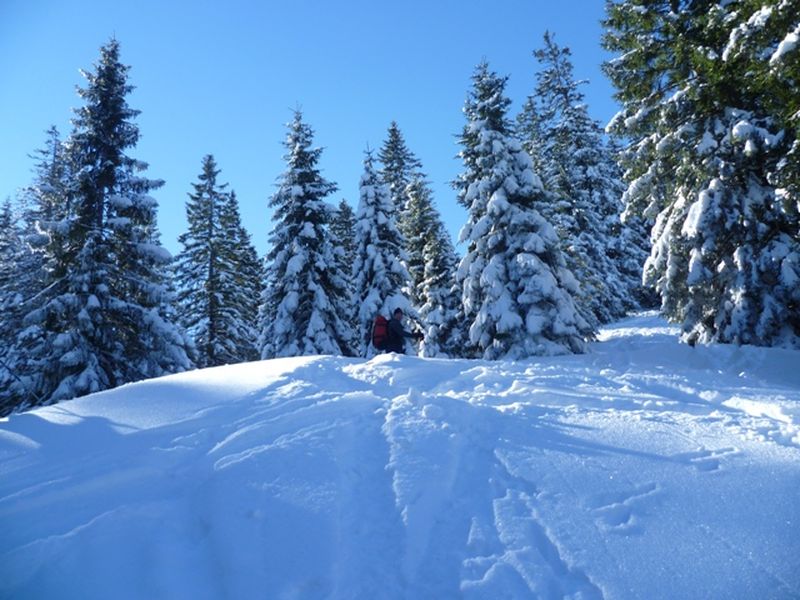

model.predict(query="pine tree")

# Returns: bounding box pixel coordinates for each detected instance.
[259,111,354,358]
[174,156,259,367]
[0,127,75,413]
[404,177,461,357]
[332,199,357,272]
[418,224,461,358]
[9,39,191,410]
[518,32,644,326]
[0,200,28,414]
[352,150,413,356]
[456,61,591,359]
[724,2,799,199]
[402,177,437,309]
[0,200,20,322]
[17,126,72,304]
[22,127,72,239]
[331,199,358,339]
[378,122,423,240]
[604,1,800,347]
[1,128,68,342]
[604,137,659,309]
[223,191,262,362]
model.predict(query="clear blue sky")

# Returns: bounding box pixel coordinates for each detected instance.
[1,0,618,255]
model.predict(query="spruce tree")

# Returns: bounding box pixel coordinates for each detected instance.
[518,32,643,326]
[604,137,659,309]
[402,177,437,309]
[378,121,423,240]
[0,127,74,413]
[0,200,20,323]
[404,177,461,357]
[17,127,72,305]
[604,1,800,347]
[174,156,259,367]
[0,200,28,414]
[331,199,358,339]
[352,150,413,356]
[456,61,591,359]
[332,200,357,273]
[22,127,71,240]
[223,191,262,362]
[418,225,461,358]
[9,39,191,409]
[259,111,354,358]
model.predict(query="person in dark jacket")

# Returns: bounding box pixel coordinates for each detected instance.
[386,308,423,354]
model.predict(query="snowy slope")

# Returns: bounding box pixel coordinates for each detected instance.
[1,313,798,599]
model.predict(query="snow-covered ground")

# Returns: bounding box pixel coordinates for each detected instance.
[1,313,798,599]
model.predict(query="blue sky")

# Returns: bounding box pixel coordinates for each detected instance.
[1,0,618,255]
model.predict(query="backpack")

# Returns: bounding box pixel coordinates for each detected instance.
[372,315,389,350]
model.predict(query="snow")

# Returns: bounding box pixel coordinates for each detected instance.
[138,242,173,264]
[1,313,799,599]
[696,130,717,154]
[723,6,774,61]
[770,23,800,65]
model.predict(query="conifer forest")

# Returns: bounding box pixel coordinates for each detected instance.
[1,1,798,416]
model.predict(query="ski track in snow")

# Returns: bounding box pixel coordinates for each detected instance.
[0,313,799,599]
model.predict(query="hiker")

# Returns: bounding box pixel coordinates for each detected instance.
[386,308,423,354]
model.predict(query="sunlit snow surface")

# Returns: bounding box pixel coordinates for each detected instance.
[1,313,798,599]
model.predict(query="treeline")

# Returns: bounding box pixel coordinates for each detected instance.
[3,0,798,415]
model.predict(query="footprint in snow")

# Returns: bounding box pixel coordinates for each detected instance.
[672,447,739,472]
[586,482,659,535]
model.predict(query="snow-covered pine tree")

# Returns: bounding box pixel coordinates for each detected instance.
[518,32,642,326]
[0,200,28,414]
[378,121,437,312]
[223,190,262,362]
[723,2,799,202]
[331,199,358,340]
[403,177,461,357]
[378,121,424,240]
[10,39,191,409]
[174,155,259,367]
[0,128,74,414]
[78,40,190,382]
[21,127,72,250]
[604,137,659,309]
[259,111,354,358]
[352,150,413,356]
[402,176,437,309]
[332,200,357,273]
[16,126,72,311]
[604,1,800,347]
[456,61,592,359]
[0,200,21,330]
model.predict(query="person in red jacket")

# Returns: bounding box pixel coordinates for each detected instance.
[386,308,423,353]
